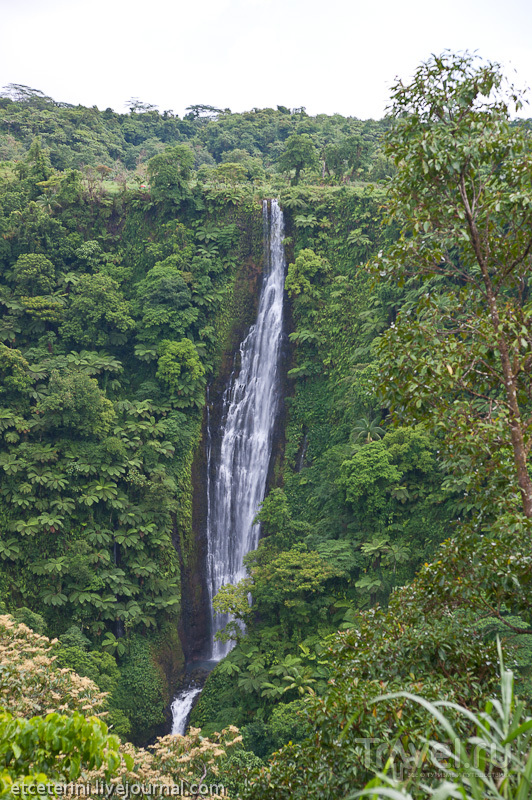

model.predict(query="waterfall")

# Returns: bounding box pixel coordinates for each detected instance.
[206,198,286,661]
[170,200,286,736]
[171,687,202,735]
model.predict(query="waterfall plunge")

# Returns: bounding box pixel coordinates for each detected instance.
[206,198,286,661]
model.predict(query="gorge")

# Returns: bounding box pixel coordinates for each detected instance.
[171,198,287,734]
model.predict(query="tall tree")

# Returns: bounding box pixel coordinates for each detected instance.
[278,134,318,184]
[147,144,194,206]
[375,52,532,518]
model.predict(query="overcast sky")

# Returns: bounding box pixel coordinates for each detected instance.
[1,0,531,119]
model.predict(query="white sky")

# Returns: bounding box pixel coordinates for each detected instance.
[1,0,531,119]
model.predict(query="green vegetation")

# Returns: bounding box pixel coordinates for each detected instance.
[0,86,390,182]
[0,710,120,791]
[359,644,532,799]
[0,614,255,797]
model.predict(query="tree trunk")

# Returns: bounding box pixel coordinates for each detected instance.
[461,175,532,517]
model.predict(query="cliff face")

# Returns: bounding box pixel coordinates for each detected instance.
[178,205,266,663]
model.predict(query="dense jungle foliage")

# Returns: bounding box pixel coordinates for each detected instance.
[0,80,398,744]
[2,51,532,799]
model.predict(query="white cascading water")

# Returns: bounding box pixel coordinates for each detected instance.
[170,687,202,735]
[171,199,286,736]
[206,198,286,660]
